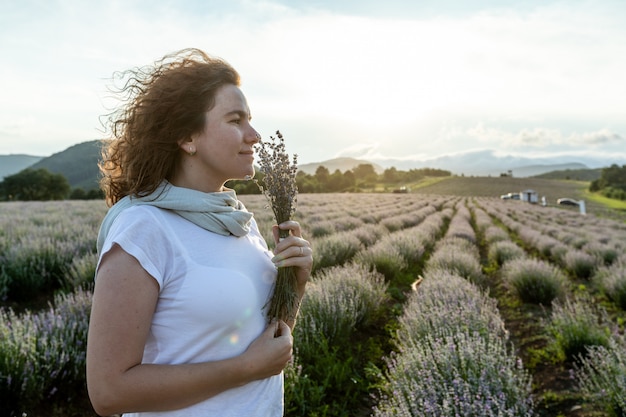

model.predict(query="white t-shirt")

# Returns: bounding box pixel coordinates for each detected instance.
[97,205,282,417]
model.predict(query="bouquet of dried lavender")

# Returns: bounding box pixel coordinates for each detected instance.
[254,131,299,323]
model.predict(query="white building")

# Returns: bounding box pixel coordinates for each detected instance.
[520,189,539,203]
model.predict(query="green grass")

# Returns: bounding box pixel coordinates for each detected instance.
[374,176,449,192]
[405,176,450,190]
[583,190,626,211]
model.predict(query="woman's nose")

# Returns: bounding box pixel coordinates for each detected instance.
[249,127,261,143]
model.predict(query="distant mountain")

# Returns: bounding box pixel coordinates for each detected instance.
[368,150,624,177]
[298,157,384,175]
[1,143,619,188]
[29,140,102,190]
[509,163,589,178]
[533,167,602,181]
[0,155,44,179]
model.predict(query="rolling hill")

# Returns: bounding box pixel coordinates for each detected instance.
[29,140,102,190]
[0,155,44,180]
[369,150,621,177]
[532,167,602,181]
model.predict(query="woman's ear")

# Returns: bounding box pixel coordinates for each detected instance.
[178,138,196,156]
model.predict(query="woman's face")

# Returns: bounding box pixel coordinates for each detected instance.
[178,84,260,192]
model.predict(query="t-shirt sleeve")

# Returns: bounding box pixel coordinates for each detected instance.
[97,206,174,289]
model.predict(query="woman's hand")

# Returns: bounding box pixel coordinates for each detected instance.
[271,220,312,288]
[241,320,293,379]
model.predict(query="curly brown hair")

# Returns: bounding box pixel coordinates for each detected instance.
[99,48,240,206]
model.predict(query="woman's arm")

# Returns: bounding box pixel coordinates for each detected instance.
[87,244,293,416]
[271,221,313,330]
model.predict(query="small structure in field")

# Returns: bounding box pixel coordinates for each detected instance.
[520,189,538,204]
[500,192,520,200]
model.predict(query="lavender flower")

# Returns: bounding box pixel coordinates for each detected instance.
[253,131,300,322]
[296,263,388,346]
[312,231,362,272]
[254,131,298,227]
[594,257,626,309]
[575,333,626,415]
[488,240,526,266]
[563,249,598,280]
[374,331,534,416]
[547,295,611,361]
[501,257,565,305]
[397,269,509,346]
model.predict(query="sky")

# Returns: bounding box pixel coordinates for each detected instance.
[1,0,625,167]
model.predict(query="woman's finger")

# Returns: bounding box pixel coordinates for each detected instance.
[275,320,292,340]
[272,238,311,261]
[276,221,302,238]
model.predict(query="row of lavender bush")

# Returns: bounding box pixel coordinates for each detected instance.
[480,198,622,282]
[474,198,626,415]
[0,201,105,302]
[374,202,535,416]
[283,196,456,414]
[0,290,91,414]
[285,263,389,415]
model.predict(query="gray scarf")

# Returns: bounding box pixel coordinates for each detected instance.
[97,181,253,254]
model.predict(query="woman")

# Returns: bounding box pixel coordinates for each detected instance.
[87,48,312,417]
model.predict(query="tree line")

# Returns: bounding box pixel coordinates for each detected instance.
[0,164,450,201]
[228,164,451,195]
[589,164,626,201]
[0,168,103,201]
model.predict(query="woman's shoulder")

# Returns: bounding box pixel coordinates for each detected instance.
[107,205,181,241]
[116,204,178,223]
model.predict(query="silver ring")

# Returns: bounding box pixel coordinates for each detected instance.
[300,247,304,256]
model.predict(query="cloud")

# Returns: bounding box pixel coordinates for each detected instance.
[467,125,560,147]
[570,129,624,145]
[334,143,381,159]
[466,124,625,150]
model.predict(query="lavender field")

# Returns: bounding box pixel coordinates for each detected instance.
[1,193,625,417]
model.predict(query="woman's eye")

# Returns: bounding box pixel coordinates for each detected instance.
[230,118,241,124]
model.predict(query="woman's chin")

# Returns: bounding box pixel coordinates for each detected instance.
[233,170,255,181]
